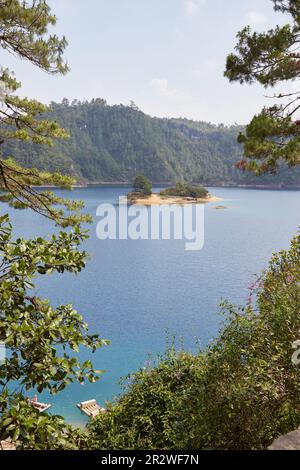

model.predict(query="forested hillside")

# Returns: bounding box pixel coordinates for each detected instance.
[2,98,300,186]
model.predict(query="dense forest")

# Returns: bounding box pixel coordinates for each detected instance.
[2,98,300,186]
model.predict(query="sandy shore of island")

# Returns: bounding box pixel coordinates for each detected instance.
[128,193,224,205]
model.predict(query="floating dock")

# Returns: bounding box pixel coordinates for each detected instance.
[77,399,105,418]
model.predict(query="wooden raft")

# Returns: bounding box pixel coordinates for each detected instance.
[77,399,105,418]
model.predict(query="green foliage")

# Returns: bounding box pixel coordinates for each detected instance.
[0,394,88,450]
[0,214,108,446]
[0,1,89,227]
[225,0,300,174]
[0,0,68,74]
[133,175,152,196]
[160,182,208,199]
[88,231,300,450]
[87,349,199,450]
[0,215,107,393]
[225,23,299,87]
[0,1,106,449]
[0,158,92,227]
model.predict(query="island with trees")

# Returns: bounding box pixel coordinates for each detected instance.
[128,177,223,205]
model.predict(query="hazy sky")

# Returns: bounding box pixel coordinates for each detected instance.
[2,0,289,124]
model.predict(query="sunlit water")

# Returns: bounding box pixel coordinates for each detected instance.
[4,186,300,426]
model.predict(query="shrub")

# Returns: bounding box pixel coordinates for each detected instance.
[160,182,208,199]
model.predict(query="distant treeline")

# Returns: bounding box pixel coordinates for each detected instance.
[2,98,300,186]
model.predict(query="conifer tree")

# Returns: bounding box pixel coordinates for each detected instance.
[225,0,300,175]
[0,1,106,449]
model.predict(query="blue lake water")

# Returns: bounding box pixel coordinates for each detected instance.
[5,185,300,425]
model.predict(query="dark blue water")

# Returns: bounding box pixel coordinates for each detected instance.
[5,186,300,425]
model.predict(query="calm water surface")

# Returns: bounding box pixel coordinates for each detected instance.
[6,186,300,425]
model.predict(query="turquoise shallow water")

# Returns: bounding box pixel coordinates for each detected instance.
[5,186,300,426]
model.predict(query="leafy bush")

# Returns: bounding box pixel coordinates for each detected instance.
[87,349,200,450]
[160,182,209,199]
[88,231,300,450]
[0,394,89,450]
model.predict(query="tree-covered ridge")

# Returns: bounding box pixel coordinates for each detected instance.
[4,98,300,186]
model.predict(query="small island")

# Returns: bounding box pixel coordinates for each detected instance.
[127,176,223,205]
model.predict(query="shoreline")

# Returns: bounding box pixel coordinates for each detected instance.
[33,181,300,191]
[87,182,300,190]
[128,193,224,205]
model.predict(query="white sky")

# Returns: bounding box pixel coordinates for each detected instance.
[0,0,291,124]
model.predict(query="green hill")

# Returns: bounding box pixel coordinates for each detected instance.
[2,98,300,186]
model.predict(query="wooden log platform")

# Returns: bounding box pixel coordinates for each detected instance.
[77,399,106,418]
